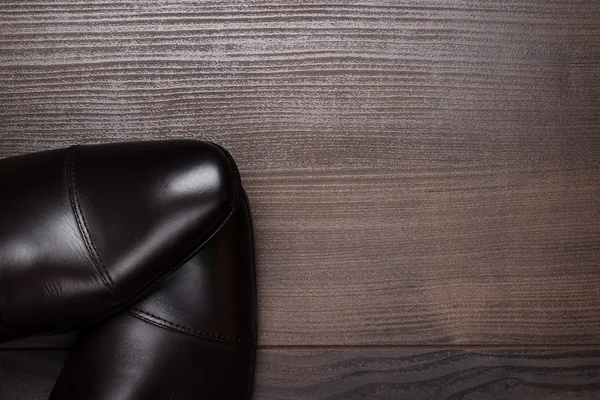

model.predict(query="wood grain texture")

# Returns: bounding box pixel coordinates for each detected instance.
[1,0,599,347]
[255,348,600,399]
[3,349,600,400]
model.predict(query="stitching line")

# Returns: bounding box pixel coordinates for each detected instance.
[129,308,255,348]
[67,146,121,298]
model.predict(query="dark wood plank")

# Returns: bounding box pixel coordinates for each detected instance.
[255,348,600,399]
[249,169,600,345]
[3,349,600,400]
[1,0,599,346]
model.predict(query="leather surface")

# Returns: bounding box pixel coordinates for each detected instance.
[0,140,240,341]
[50,192,257,400]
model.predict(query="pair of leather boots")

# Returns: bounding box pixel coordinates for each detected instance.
[0,140,257,399]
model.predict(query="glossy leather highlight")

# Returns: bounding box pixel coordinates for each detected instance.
[0,140,240,341]
[50,192,257,400]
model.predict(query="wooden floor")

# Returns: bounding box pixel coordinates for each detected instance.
[1,0,599,398]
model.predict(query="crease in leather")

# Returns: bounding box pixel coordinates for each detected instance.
[128,308,255,348]
[72,183,242,334]
[67,145,122,298]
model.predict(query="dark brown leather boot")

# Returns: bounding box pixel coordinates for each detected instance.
[50,191,257,399]
[0,140,240,341]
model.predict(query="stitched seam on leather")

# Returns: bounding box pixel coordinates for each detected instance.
[67,146,121,298]
[129,308,255,348]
